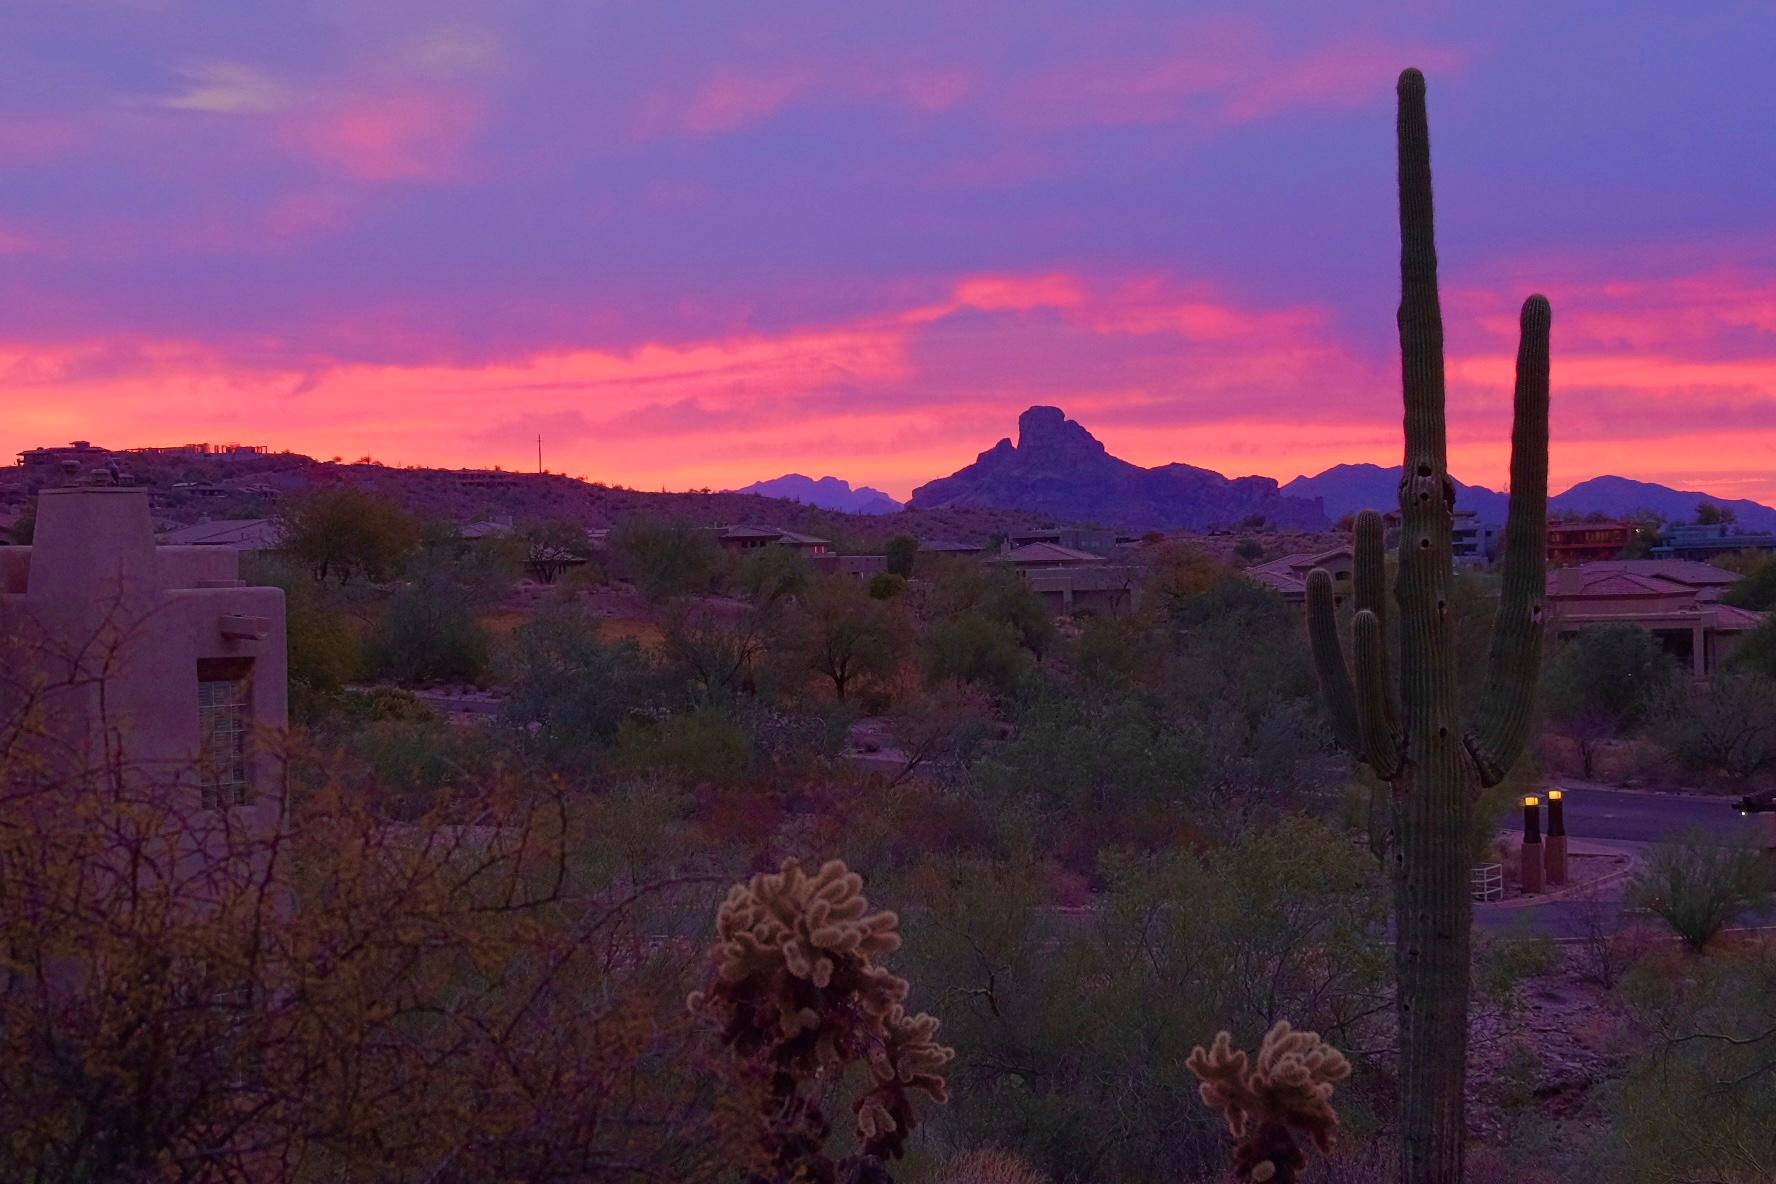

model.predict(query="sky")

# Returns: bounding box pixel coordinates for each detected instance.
[3,1,1775,502]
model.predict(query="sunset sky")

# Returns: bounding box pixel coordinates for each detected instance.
[3,2,1774,501]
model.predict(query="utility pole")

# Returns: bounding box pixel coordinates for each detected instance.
[537,434,542,475]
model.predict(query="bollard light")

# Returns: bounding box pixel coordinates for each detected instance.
[1544,789,1568,887]
[1520,795,1545,895]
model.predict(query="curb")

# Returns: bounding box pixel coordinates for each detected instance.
[1475,839,1642,911]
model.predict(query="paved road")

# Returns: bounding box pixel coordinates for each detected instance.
[1524,783,1750,845]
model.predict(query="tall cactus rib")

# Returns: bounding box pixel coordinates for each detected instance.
[1304,67,1551,1184]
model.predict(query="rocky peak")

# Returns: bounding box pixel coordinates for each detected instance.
[1016,406,1106,456]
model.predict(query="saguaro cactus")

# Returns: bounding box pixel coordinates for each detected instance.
[1306,68,1550,1184]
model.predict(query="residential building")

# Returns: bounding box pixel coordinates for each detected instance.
[17,440,113,468]
[1546,562,1763,677]
[710,525,832,555]
[1248,545,1355,605]
[157,518,286,553]
[1651,522,1776,561]
[1007,527,1119,555]
[917,540,987,557]
[1451,511,1503,568]
[0,485,288,814]
[986,541,1141,615]
[1019,565,1142,616]
[1546,520,1633,566]
[989,541,1102,569]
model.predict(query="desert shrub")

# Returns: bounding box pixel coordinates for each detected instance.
[902,818,1388,1184]
[1722,555,1776,610]
[1615,945,1776,1182]
[609,517,723,601]
[613,710,752,785]
[1728,614,1776,680]
[1542,624,1678,777]
[501,597,660,760]
[1476,919,1562,1004]
[1658,669,1776,782]
[0,769,742,1182]
[925,615,1029,694]
[735,542,813,607]
[870,571,908,600]
[885,534,920,579]
[974,683,1205,822]
[1628,832,1771,951]
[366,569,491,684]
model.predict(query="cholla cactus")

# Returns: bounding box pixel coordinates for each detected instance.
[691,858,953,1181]
[1187,1021,1352,1184]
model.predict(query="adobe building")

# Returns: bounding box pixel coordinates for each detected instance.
[0,485,287,817]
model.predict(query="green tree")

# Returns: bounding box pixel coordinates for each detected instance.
[518,518,589,583]
[884,534,919,579]
[925,615,1027,694]
[735,542,812,608]
[501,597,659,759]
[277,487,419,584]
[1723,555,1776,612]
[367,569,491,684]
[1542,624,1677,778]
[792,577,906,702]
[610,518,721,601]
[1695,501,1738,527]
[1658,670,1776,783]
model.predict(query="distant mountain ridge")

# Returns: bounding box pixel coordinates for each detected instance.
[908,406,1329,531]
[729,473,902,515]
[1283,464,1776,530]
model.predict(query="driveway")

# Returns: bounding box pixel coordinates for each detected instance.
[1476,782,1764,935]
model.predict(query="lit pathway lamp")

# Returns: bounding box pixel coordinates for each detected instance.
[1544,789,1568,887]
[1521,796,1544,895]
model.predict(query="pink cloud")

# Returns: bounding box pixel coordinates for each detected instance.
[282,92,481,181]
[677,72,812,136]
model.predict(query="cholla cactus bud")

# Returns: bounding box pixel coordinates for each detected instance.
[1187,1021,1352,1183]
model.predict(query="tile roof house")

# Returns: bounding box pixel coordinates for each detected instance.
[1248,546,1354,605]
[1546,562,1763,676]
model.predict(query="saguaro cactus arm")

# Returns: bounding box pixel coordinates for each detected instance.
[1466,295,1552,787]
[1352,509,1400,732]
[1352,610,1403,779]
[1306,569,1361,753]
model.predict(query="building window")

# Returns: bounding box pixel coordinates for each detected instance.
[198,659,253,807]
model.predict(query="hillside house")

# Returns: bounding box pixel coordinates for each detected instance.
[0,486,288,815]
[1452,511,1503,568]
[1546,561,1763,676]
[1652,522,1776,561]
[1547,520,1633,566]
[711,525,831,555]
[1249,546,1355,605]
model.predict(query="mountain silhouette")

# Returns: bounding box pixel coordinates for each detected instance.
[908,406,1329,531]
[730,473,902,515]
